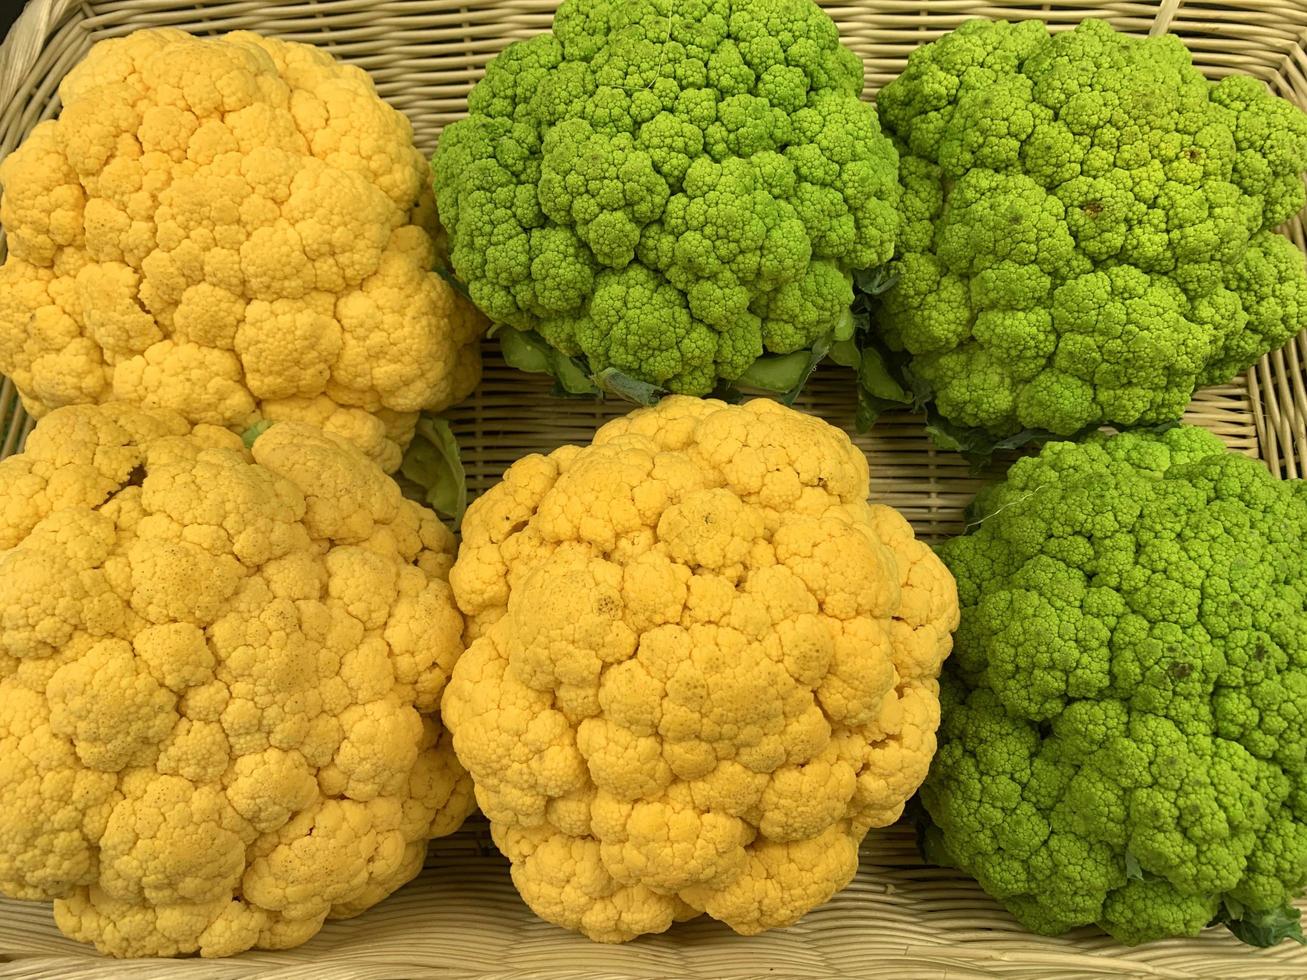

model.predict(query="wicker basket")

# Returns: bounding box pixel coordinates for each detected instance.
[0,0,1305,977]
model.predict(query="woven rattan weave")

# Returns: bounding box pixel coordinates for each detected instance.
[0,0,1305,976]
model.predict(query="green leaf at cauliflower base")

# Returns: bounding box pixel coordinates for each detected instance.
[1211,901,1306,948]
[496,326,551,376]
[594,368,669,407]
[733,336,832,406]
[551,360,601,398]
[844,330,918,430]
[499,325,840,409]
[496,327,602,397]
[736,350,813,394]
[925,415,1185,473]
[827,337,861,369]
[398,416,467,524]
[852,264,900,298]
[858,345,913,405]
[922,412,1100,473]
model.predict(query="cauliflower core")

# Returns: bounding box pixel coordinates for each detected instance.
[0,28,485,472]
[443,396,959,941]
[0,404,475,958]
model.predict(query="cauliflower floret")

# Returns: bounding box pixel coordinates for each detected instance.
[0,404,474,958]
[0,28,486,471]
[442,396,959,942]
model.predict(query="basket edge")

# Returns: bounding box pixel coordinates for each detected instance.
[0,0,81,111]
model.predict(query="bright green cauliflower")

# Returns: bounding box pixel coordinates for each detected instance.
[433,0,900,397]
[872,19,1307,445]
[924,426,1307,947]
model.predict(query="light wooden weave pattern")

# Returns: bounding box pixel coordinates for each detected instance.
[0,0,1305,977]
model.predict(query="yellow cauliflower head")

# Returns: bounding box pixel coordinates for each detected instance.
[0,404,474,957]
[0,28,485,472]
[443,396,960,942]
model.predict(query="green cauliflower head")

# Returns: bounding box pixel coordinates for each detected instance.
[925,426,1307,947]
[433,0,900,396]
[874,19,1307,442]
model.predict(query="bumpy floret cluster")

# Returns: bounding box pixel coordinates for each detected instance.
[433,0,900,394]
[875,19,1307,440]
[926,426,1307,944]
[443,396,958,941]
[0,405,474,957]
[0,29,485,471]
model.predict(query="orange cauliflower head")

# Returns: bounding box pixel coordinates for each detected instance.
[0,28,485,472]
[443,396,959,942]
[0,404,474,957]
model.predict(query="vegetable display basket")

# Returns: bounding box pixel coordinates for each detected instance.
[1,0,1306,977]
